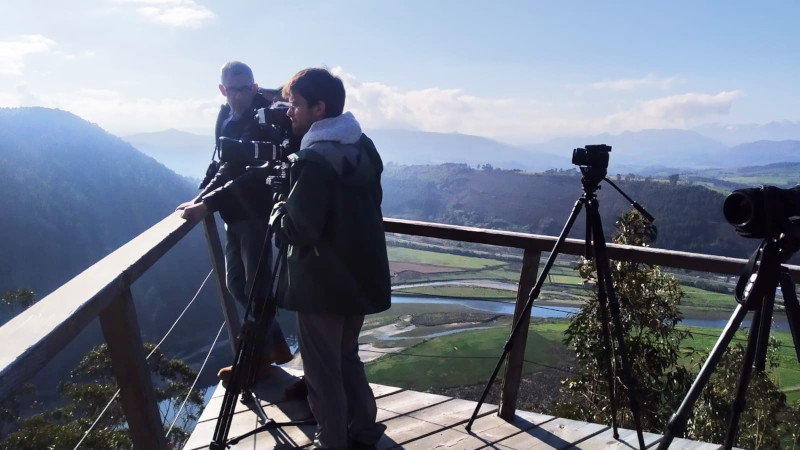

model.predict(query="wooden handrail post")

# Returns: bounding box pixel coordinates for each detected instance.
[99,288,168,450]
[202,214,241,356]
[499,249,541,420]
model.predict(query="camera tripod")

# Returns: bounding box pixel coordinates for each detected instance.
[466,165,652,449]
[657,227,800,450]
[210,197,315,449]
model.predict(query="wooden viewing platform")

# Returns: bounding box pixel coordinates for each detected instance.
[185,367,720,449]
[1,214,783,449]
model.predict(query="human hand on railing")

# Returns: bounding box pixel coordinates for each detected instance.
[180,202,208,221]
[175,200,194,211]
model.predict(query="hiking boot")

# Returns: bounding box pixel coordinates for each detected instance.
[284,377,308,400]
[350,440,378,450]
[216,363,277,386]
[269,340,294,365]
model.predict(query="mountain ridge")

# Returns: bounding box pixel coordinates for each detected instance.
[125,126,800,176]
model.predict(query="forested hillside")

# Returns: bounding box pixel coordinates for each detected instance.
[0,107,225,394]
[381,163,757,259]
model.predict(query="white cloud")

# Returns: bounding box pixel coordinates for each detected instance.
[117,0,215,28]
[334,68,537,138]
[0,85,222,134]
[334,68,740,141]
[591,74,680,91]
[639,90,741,120]
[0,35,57,75]
[0,68,742,141]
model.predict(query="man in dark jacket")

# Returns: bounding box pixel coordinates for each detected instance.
[178,61,291,380]
[269,68,390,450]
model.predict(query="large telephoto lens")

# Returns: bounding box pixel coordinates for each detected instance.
[723,190,757,228]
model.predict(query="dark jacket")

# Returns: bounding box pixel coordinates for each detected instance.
[200,93,274,224]
[270,112,391,315]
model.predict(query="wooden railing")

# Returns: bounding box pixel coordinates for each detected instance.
[1,214,798,448]
[0,213,236,450]
[382,218,800,418]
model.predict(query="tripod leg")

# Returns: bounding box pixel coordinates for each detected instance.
[593,258,621,437]
[753,283,776,372]
[778,271,800,363]
[211,231,284,447]
[466,198,586,432]
[588,199,644,449]
[658,304,750,449]
[724,306,765,448]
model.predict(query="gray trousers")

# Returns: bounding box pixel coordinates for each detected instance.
[297,312,386,449]
[225,219,286,356]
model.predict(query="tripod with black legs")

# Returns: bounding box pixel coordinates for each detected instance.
[657,224,800,450]
[466,149,652,450]
[210,173,316,449]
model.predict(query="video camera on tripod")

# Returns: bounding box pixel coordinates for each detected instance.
[657,184,800,450]
[198,101,295,191]
[723,184,800,240]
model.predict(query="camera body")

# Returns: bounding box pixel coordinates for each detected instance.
[218,102,293,165]
[572,144,611,169]
[199,102,293,190]
[723,185,800,239]
[218,137,290,164]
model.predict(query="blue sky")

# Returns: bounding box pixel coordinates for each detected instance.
[2,0,799,143]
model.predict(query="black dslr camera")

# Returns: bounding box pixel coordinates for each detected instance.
[723,185,800,239]
[198,102,294,190]
[218,102,292,165]
[572,144,611,169]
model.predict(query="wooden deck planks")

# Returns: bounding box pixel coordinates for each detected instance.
[186,368,724,449]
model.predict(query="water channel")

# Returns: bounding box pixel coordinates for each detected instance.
[392,295,793,332]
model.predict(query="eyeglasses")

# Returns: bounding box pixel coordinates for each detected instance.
[224,85,253,95]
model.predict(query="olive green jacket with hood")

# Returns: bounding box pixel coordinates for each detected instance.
[270,112,391,315]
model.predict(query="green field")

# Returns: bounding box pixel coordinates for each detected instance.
[390,245,738,313]
[365,324,570,390]
[365,317,800,404]
[388,246,504,269]
[680,286,735,310]
[395,285,515,299]
[398,267,522,283]
[548,274,584,285]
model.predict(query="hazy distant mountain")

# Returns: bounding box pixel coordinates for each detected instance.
[681,162,800,190]
[526,129,730,171]
[125,128,213,177]
[724,140,800,166]
[123,127,572,173]
[0,107,225,395]
[368,129,570,170]
[694,121,800,146]
[123,126,800,176]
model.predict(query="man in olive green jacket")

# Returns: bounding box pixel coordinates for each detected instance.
[269,68,390,450]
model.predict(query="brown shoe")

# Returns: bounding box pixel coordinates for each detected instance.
[217,365,235,385]
[269,340,294,365]
[284,377,308,400]
[217,363,278,385]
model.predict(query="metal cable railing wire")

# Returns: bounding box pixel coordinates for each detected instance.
[165,321,225,438]
[73,269,214,450]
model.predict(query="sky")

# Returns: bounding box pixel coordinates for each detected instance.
[2,0,799,144]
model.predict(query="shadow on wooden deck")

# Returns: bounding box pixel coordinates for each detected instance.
[185,368,719,449]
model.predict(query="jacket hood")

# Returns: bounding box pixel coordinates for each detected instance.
[300,111,362,149]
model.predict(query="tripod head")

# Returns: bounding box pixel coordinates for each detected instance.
[573,144,610,196]
[572,144,654,223]
[579,165,607,196]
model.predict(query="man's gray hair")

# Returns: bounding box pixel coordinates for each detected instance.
[220,61,254,84]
